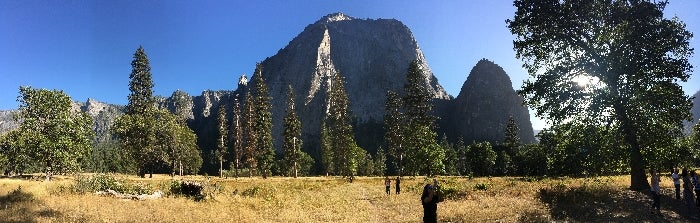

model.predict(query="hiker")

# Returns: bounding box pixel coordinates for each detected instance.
[421,180,442,223]
[650,169,661,212]
[395,176,401,194]
[673,168,681,200]
[692,170,700,207]
[385,176,391,195]
[682,168,697,219]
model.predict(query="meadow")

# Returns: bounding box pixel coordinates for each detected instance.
[0,174,697,222]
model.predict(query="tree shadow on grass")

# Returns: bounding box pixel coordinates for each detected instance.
[0,186,62,223]
[537,185,696,223]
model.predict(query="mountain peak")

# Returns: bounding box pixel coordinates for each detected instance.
[316,12,354,24]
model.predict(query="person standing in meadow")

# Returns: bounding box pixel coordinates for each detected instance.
[421,180,442,223]
[385,176,391,195]
[692,170,700,207]
[395,176,401,194]
[673,168,681,200]
[682,168,697,219]
[650,169,661,212]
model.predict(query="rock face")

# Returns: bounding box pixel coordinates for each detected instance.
[253,12,450,152]
[452,59,536,144]
[686,90,700,133]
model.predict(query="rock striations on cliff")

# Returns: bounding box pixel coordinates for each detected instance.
[452,59,536,144]
[252,12,450,151]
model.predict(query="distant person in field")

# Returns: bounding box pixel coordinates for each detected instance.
[673,168,681,200]
[692,170,700,207]
[421,180,442,223]
[650,169,661,212]
[682,168,697,219]
[385,176,391,195]
[395,176,401,194]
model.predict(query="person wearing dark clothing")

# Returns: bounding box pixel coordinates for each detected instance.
[395,177,401,194]
[650,169,661,212]
[692,170,700,207]
[682,168,697,219]
[421,181,442,223]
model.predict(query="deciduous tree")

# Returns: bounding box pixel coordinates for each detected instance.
[508,0,693,190]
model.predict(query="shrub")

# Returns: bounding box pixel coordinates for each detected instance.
[474,183,488,191]
[69,173,152,195]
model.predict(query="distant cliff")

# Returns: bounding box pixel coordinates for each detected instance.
[451,59,536,144]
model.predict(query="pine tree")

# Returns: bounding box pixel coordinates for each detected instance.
[402,60,444,176]
[231,96,243,178]
[320,120,334,176]
[327,72,363,179]
[384,90,405,176]
[242,90,257,177]
[251,63,275,178]
[126,46,155,116]
[503,116,521,155]
[283,86,303,178]
[216,105,228,178]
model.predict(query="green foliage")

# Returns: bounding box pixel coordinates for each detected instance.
[250,63,275,178]
[216,105,228,178]
[466,142,496,177]
[325,72,364,178]
[86,140,135,173]
[70,173,152,195]
[398,60,444,177]
[508,0,694,190]
[440,135,459,176]
[126,46,155,116]
[283,86,303,178]
[319,121,333,176]
[11,86,94,177]
[113,47,201,178]
[384,90,405,175]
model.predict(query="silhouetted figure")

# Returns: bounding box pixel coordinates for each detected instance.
[421,180,442,223]
[682,168,697,219]
[395,176,401,194]
[692,170,700,207]
[650,169,661,212]
[385,176,391,195]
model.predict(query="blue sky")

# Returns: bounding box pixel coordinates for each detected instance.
[1,0,698,130]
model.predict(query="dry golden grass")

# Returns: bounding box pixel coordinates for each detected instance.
[0,174,697,222]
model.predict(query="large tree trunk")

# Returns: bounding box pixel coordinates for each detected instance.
[219,158,223,178]
[615,102,650,191]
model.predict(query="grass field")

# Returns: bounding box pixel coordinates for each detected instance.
[0,174,697,222]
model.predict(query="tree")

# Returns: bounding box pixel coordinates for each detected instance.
[384,90,405,176]
[13,86,94,179]
[326,72,363,179]
[113,46,201,178]
[467,142,497,177]
[231,96,243,178]
[320,120,334,176]
[216,105,228,178]
[402,60,444,176]
[251,63,275,178]
[0,129,32,175]
[242,90,257,177]
[283,86,304,178]
[440,135,458,176]
[508,0,694,190]
[126,46,155,116]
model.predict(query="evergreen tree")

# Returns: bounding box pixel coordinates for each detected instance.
[440,135,458,175]
[384,90,405,176]
[231,96,243,178]
[326,72,363,179]
[283,86,303,178]
[216,105,228,178]
[251,63,275,178]
[320,120,334,176]
[503,116,521,155]
[467,142,496,177]
[242,90,257,177]
[455,137,467,176]
[402,60,444,176]
[126,46,155,116]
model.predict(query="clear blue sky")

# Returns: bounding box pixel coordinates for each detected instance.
[1,0,698,130]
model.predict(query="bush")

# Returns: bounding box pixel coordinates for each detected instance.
[474,183,488,191]
[69,173,152,195]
